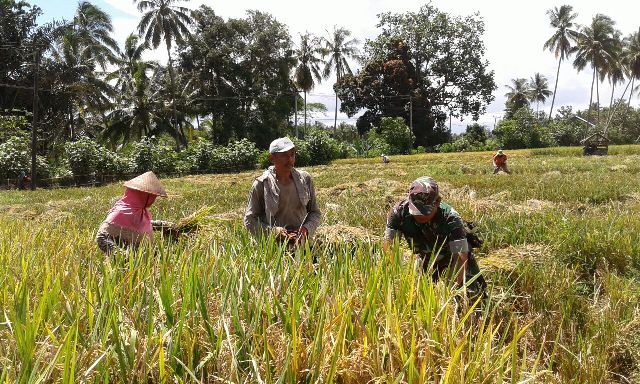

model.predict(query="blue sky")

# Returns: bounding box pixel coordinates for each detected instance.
[31,0,131,23]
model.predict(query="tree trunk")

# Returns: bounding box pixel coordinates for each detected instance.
[548,57,562,122]
[166,41,181,150]
[629,78,636,107]
[304,90,307,136]
[334,92,338,133]
[294,90,298,138]
[588,64,596,123]
[596,71,601,124]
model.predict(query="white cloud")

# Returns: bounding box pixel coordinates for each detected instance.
[103,0,640,132]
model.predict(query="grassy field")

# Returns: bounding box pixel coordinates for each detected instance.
[1,146,640,383]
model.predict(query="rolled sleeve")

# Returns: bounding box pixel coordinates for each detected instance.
[244,179,270,237]
[384,207,402,242]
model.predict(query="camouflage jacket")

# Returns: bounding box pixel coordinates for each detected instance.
[384,200,467,256]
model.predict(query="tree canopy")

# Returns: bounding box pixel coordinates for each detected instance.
[335,4,495,147]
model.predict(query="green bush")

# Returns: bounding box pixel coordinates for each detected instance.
[95,146,130,177]
[211,138,260,172]
[130,137,178,175]
[372,117,414,155]
[65,137,99,176]
[0,116,30,144]
[291,138,311,166]
[305,129,339,165]
[180,139,217,173]
[0,135,51,182]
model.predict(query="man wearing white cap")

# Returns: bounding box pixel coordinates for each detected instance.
[244,137,321,246]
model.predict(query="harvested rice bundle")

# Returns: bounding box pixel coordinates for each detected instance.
[157,206,215,239]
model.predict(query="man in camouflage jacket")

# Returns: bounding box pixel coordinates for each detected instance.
[383,176,485,289]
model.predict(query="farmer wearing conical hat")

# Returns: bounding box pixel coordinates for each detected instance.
[96,171,172,255]
[244,137,321,248]
[383,177,485,293]
[492,149,510,174]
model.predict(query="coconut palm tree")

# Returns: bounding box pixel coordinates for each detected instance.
[135,0,192,147]
[528,73,553,121]
[504,78,530,118]
[322,26,360,131]
[622,28,640,107]
[105,34,156,100]
[572,14,620,123]
[293,32,325,136]
[73,1,118,70]
[543,5,578,121]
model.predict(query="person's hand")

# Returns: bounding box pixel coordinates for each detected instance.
[295,226,309,246]
[272,226,290,239]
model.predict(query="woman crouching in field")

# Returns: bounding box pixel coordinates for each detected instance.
[96,171,173,255]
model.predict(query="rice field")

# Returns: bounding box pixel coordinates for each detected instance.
[1,146,639,383]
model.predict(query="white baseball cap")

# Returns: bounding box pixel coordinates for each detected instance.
[269,137,295,153]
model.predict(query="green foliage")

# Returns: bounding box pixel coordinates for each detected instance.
[304,129,339,165]
[95,146,130,177]
[336,4,495,146]
[0,116,30,144]
[64,137,100,177]
[493,108,555,149]
[371,117,414,154]
[212,138,260,172]
[0,135,50,181]
[130,137,178,175]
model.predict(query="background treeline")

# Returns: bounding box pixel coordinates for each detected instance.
[1,1,640,184]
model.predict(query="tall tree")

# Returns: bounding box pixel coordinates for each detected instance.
[135,0,192,147]
[572,14,620,123]
[105,34,155,97]
[543,5,578,120]
[293,32,325,135]
[322,26,360,131]
[72,1,118,70]
[336,5,495,147]
[528,73,553,120]
[504,78,530,119]
[622,28,640,107]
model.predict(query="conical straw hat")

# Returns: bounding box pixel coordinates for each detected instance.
[123,171,167,197]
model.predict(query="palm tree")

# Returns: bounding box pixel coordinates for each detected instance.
[293,32,325,136]
[106,34,156,99]
[72,1,118,70]
[504,78,530,118]
[543,5,578,121]
[572,14,620,123]
[622,28,640,107]
[528,73,553,121]
[322,26,360,131]
[135,0,192,147]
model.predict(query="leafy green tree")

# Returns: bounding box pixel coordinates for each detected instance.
[572,14,621,123]
[528,73,553,120]
[179,7,296,148]
[105,34,155,97]
[335,4,495,147]
[544,5,578,120]
[322,26,360,131]
[294,33,325,132]
[135,0,192,146]
[504,78,530,119]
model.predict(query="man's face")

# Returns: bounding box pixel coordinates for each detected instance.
[269,148,296,171]
[412,206,438,223]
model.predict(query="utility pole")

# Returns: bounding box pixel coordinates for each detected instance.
[293,89,298,138]
[409,95,413,132]
[30,49,40,191]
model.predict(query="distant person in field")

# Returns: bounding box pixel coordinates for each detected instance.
[381,153,390,164]
[244,137,321,248]
[96,171,173,255]
[492,149,510,174]
[383,176,486,293]
[18,170,30,190]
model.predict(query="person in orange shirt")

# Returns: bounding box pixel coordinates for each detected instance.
[492,149,510,174]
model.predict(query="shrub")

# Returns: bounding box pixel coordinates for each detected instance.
[372,117,414,155]
[65,137,99,177]
[305,129,338,165]
[0,116,30,144]
[0,135,51,182]
[95,146,130,177]
[130,137,178,175]
[224,138,260,171]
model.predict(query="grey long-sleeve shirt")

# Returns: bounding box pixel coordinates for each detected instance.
[243,166,321,239]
